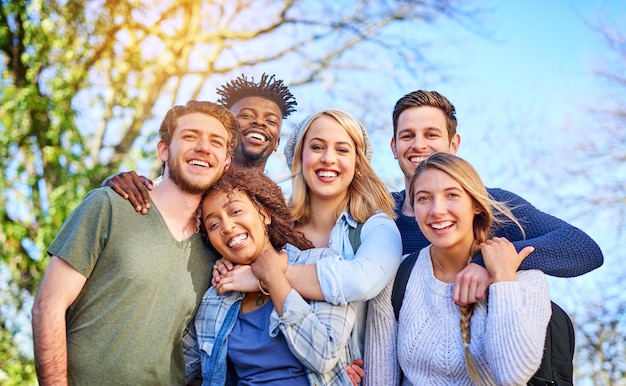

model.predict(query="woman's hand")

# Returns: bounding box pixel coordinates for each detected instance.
[453,263,492,306]
[102,171,153,214]
[480,237,534,282]
[213,264,258,295]
[250,246,288,284]
[346,359,365,386]
[211,258,235,287]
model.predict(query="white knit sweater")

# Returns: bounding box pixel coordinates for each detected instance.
[364,246,552,386]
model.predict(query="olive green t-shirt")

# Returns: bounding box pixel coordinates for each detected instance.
[48,187,215,385]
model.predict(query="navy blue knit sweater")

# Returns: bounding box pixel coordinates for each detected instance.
[393,188,603,277]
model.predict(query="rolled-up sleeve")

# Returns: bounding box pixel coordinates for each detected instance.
[317,212,402,304]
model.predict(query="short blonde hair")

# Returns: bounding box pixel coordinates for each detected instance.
[286,109,396,223]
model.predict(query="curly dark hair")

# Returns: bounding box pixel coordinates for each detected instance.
[198,166,313,251]
[216,73,297,119]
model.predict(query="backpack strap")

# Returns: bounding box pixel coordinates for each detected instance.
[347,222,364,253]
[527,301,575,386]
[391,251,420,320]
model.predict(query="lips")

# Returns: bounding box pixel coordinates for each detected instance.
[316,169,339,178]
[188,159,210,167]
[409,154,429,164]
[243,129,269,143]
[227,233,248,248]
[430,221,454,231]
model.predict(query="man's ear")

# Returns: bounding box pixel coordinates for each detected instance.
[390,137,398,159]
[449,134,461,155]
[157,140,169,162]
[223,155,232,172]
[275,136,280,152]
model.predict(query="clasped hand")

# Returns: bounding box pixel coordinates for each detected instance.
[212,245,287,294]
[452,237,534,306]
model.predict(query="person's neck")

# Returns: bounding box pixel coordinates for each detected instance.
[150,179,202,241]
[401,179,414,217]
[430,244,472,277]
[296,195,343,247]
[232,155,267,173]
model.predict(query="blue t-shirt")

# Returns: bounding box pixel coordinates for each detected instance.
[227,301,309,385]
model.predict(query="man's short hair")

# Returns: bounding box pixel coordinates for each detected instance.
[216,73,297,119]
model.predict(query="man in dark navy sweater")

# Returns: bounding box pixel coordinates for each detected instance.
[389,90,603,305]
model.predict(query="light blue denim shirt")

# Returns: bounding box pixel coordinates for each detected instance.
[183,245,357,386]
[316,209,402,358]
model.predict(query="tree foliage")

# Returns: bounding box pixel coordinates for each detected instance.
[0,0,481,380]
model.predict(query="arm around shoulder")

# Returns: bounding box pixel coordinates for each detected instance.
[317,213,403,304]
[489,188,603,277]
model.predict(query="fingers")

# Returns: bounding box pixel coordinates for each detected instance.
[453,263,491,306]
[140,176,154,191]
[107,180,130,200]
[518,246,535,260]
[121,172,151,213]
[346,359,364,386]
[351,359,365,377]
[214,259,233,275]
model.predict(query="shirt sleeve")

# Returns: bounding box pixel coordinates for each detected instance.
[471,188,603,277]
[485,270,552,385]
[269,289,356,374]
[46,188,113,277]
[363,278,401,386]
[317,213,403,304]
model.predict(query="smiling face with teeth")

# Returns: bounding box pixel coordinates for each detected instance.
[159,112,232,195]
[391,106,460,190]
[301,115,357,207]
[230,96,283,170]
[411,167,480,256]
[202,189,271,265]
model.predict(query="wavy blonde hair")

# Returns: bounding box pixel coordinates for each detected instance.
[288,109,396,224]
[409,152,524,384]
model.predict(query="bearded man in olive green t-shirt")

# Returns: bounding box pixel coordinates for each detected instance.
[32,100,237,385]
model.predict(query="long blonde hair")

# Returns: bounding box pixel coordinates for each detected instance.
[410,152,524,384]
[288,109,396,223]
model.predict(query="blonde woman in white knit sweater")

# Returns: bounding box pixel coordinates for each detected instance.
[364,152,552,386]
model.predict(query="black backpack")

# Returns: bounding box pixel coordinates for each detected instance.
[391,251,575,386]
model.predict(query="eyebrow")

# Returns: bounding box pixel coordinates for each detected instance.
[308,137,353,147]
[238,107,280,119]
[202,198,243,223]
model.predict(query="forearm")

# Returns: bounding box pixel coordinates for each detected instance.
[32,306,69,386]
[284,264,325,301]
[516,229,603,277]
[265,272,296,316]
[486,271,551,384]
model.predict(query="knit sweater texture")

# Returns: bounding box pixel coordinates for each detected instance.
[364,246,552,385]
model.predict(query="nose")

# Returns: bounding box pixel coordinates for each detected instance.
[430,197,447,216]
[410,136,427,151]
[320,148,335,164]
[220,221,235,235]
[195,135,212,154]
[252,115,266,127]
